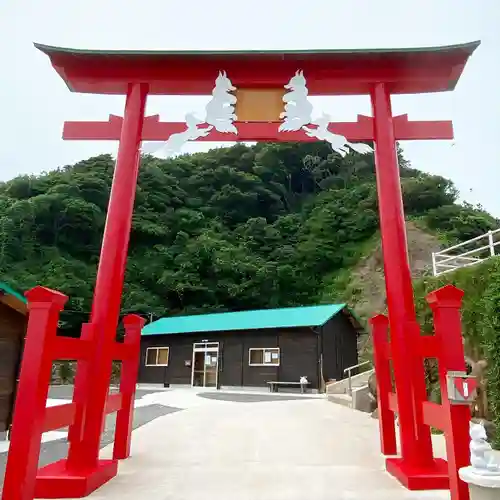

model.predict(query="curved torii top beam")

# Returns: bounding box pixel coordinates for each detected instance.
[34,41,480,96]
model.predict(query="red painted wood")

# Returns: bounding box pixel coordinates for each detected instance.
[35,459,118,498]
[113,314,145,460]
[370,83,434,470]
[111,342,135,360]
[392,114,453,140]
[43,403,76,433]
[388,393,398,413]
[426,285,471,500]
[51,337,91,360]
[373,284,472,495]
[73,83,148,472]
[407,320,436,468]
[418,335,440,358]
[386,457,450,490]
[62,114,453,142]
[105,394,123,414]
[369,314,397,456]
[1,286,68,500]
[421,402,447,430]
[382,343,392,360]
[66,323,94,460]
[36,42,478,95]
[60,69,454,96]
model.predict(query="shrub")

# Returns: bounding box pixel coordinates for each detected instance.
[413,257,500,448]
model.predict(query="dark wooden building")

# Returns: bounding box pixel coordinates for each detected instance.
[139,304,362,391]
[0,282,27,433]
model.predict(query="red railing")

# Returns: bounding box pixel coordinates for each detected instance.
[2,286,144,500]
[370,285,471,500]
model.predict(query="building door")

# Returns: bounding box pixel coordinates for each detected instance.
[0,335,22,432]
[191,342,220,388]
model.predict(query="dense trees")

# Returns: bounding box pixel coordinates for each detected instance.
[0,142,497,334]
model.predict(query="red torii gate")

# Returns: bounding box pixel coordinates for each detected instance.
[59,92,457,485]
[3,41,479,499]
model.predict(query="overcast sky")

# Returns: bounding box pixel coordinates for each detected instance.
[1,1,499,214]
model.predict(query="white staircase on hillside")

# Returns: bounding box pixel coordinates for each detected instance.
[432,229,500,276]
[327,361,374,412]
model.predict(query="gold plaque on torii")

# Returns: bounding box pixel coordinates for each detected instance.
[235,88,285,122]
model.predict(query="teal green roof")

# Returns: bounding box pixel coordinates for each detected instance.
[0,282,26,304]
[142,304,346,336]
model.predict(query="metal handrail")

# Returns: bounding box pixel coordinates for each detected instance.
[434,228,500,255]
[434,243,492,266]
[343,361,372,396]
[432,229,500,276]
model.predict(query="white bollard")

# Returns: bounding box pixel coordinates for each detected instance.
[459,422,500,499]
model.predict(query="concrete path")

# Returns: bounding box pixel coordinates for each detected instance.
[48,390,451,500]
[1,387,179,453]
[0,387,180,492]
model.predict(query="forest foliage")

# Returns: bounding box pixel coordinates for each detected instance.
[0,142,497,335]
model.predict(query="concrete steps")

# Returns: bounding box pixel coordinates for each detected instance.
[327,393,352,408]
[326,369,374,413]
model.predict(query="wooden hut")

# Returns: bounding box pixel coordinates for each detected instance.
[139,304,362,391]
[0,282,27,434]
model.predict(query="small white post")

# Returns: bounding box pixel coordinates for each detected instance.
[488,231,495,257]
[459,422,500,499]
[432,252,438,276]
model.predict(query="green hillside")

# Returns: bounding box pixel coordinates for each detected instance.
[0,142,496,337]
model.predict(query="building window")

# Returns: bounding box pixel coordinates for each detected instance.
[249,348,280,366]
[145,347,170,366]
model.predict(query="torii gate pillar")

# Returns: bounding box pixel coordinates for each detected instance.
[371,82,436,473]
[66,83,149,470]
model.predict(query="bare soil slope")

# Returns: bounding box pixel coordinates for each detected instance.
[348,221,442,320]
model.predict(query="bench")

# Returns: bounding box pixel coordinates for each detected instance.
[267,381,310,394]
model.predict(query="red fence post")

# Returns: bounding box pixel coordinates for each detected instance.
[369,314,397,456]
[113,314,145,460]
[426,285,471,500]
[406,318,436,459]
[2,286,68,500]
[66,323,96,465]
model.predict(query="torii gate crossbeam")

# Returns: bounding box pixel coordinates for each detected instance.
[62,114,453,142]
